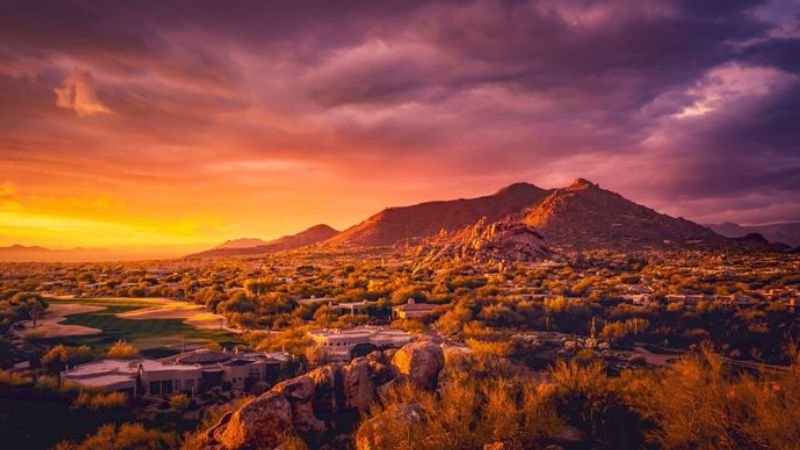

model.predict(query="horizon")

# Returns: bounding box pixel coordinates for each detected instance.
[2,176,799,254]
[1,0,799,250]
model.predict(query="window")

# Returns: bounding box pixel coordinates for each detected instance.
[175,380,182,391]
[186,379,195,390]
[162,380,173,394]
[150,381,160,395]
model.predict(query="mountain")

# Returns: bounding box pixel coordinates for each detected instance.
[0,245,118,262]
[215,238,271,249]
[709,221,800,247]
[326,182,549,247]
[415,218,553,267]
[188,224,339,258]
[521,178,733,250]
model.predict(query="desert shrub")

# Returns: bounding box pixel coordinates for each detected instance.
[106,340,140,359]
[73,391,129,410]
[549,360,648,448]
[55,422,178,450]
[252,328,313,356]
[358,358,561,449]
[625,346,800,450]
[0,369,30,386]
[41,344,94,374]
[170,393,190,412]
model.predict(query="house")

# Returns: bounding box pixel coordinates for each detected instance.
[62,349,286,396]
[308,326,415,361]
[623,294,652,306]
[392,299,437,319]
[665,294,706,306]
[716,294,758,307]
[335,300,369,316]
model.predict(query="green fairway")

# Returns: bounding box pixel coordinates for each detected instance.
[39,298,240,351]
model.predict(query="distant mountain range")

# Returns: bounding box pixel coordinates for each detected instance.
[324,178,775,251]
[0,244,208,262]
[0,245,123,262]
[188,224,339,258]
[190,178,785,259]
[708,222,800,248]
[9,179,788,262]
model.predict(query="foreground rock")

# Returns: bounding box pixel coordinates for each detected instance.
[206,391,292,449]
[201,340,443,449]
[390,340,445,390]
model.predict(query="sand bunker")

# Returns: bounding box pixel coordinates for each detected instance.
[115,301,238,333]
[116,302,205,320]
[17,303,105,338]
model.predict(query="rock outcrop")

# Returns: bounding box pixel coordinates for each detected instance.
[390,340,445,390]
[273,375,325,436]
[206,391,293,450]
[201,341,444,449]
[416,218,553,267]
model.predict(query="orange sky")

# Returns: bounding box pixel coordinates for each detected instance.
[1,1,799,254]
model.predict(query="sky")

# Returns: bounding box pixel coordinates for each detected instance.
[1,0,799,252]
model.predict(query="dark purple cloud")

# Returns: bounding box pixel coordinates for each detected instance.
[0,0,798,228]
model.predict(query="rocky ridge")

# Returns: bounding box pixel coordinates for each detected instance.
[522,178,734,250]
[415,217,553,267]
[201,340,445,449]
[326,183,548,247]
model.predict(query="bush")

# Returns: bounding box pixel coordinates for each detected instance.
[106,340,140,359]
[55,422,178,450]
[73,391,129,410]
[170,393,190,412]
[0,369,30,387]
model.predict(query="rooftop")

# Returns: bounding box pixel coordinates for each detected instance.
[175,350,232,365]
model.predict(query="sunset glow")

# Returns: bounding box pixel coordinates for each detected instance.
[1,0,798,253]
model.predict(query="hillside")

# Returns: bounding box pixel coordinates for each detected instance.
[188,224,339,258]
[709,221,800,247]
[326,182,548,247]
[215,238,271,249]
[522,178,733,250]
[415,217,553,267]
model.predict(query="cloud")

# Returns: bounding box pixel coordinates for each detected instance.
[54,69,112,117]
[0,0,798,240]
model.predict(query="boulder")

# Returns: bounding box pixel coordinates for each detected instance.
[341,357,392,410]
[201,345,445,449]
[390,340,445,389]
[207,391,293,449]
[273,375,326,436]
[308,362,345,413]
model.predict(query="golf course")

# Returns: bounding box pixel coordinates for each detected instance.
[20,297,241,357]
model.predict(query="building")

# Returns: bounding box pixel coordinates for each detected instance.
[392,299,437,319]
[297,296,336,306]
[308,326,415,361]
[622,294,652,306]
[335,300,370,316]
[62,349,287,396]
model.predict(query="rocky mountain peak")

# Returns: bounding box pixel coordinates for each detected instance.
[567,177,597,190]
